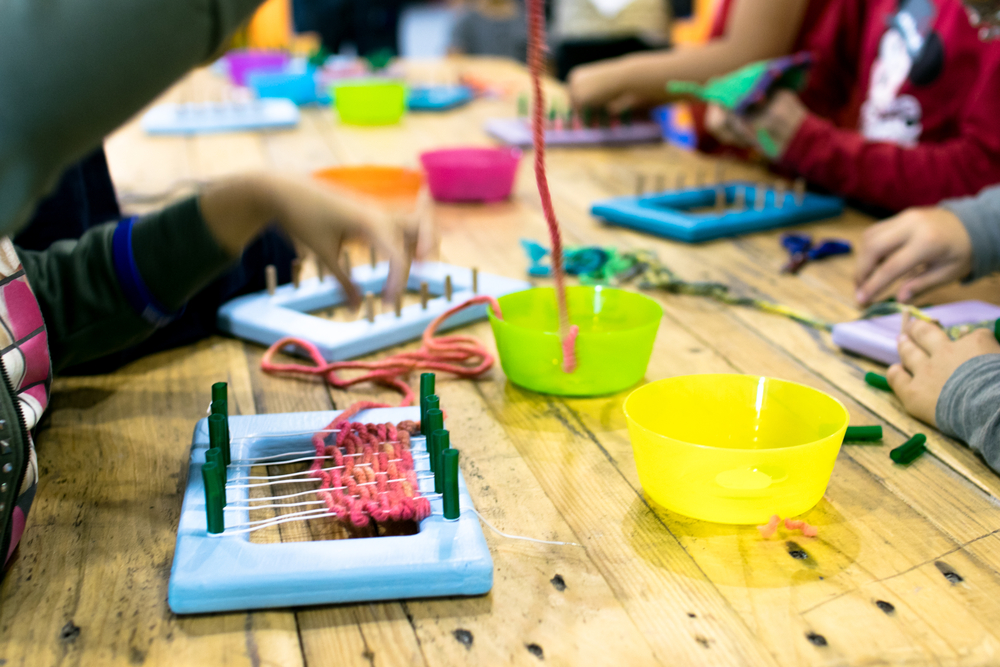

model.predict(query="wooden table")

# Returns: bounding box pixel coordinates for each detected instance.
[5,57,1000,667]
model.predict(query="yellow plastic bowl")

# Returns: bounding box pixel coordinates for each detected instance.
[624,374,848,524]
[333,80,406,125]
[488,286,661,396]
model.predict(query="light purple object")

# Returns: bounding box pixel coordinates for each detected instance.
[225,50,290,86]
[484,118,662,147]
[419,147,521,202]
[831,300,1000,365]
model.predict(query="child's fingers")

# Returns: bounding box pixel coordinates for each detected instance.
[905,318,950,354]
[896,263,956,303]
[379,241,410,306]
[412,187,436,261]
[897,333,930,372]
[854,241,923,306]
[886,363,913,396]
[319,247,361,310]
[855,221,907,292]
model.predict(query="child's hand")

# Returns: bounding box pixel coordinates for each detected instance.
[705,90,808,158]
[854,207,972,306]
[888,318,1000,426]
[200,174,434,309]
[568,61,638,114]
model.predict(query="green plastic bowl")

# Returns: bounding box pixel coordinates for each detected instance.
[488,286,662,396]
[333,80,406,125]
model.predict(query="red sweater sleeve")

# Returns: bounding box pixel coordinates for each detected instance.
[780,108,1000,212]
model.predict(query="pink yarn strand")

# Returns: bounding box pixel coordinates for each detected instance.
[527,0,578,373]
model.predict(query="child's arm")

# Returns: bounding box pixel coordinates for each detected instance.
[709,76,1000,211]
[567,0,809,113]
[19,174,428,372]
[854,185,1000,305]
[888,318,1000,470]
[0,0,264,236]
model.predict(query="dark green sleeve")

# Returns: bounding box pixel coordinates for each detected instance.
[0,0,264,237]
[18,197,237,373]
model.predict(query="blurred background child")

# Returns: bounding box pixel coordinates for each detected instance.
[552,0,672,80]
[449,0,529,62]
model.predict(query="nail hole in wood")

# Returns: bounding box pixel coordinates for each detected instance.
[526,643,544,659]
[875,600,895,614]
[806,632,827,647]
[453,629,474,649]
[550,574,566,591]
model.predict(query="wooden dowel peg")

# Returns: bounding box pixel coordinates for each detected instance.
[316,256,325,282]
[420,281,429,309]
[635,173,646,196]
[653,174,665,193]
[291,258,302,289]
[265,264,277,295]
[342,251,352,279]
[471,267,479,294]
[793,177,806,205]
[735,185,746,210]
[754,186,766,211]
[369,245,377,268]
[714,185,726,211]
[393,293,402,318]
[364,292,376,323]
[444,275,453,301]
[775,181,786,209]
[714,164,725,184]
[675,172,686,190]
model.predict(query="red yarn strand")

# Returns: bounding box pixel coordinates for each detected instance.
[527,0,578,372]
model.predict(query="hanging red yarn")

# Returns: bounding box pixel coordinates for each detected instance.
[260,295,502,405]
[526,0,579,373]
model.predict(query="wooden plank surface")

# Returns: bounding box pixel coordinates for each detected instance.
[4,57,1000,666]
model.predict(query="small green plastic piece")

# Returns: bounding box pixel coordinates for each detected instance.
[432,429,450,494]
[865,372,892,392]
[202,462,225,534]
[844,425,883,442]
[995,318,999,342]
[212,382,227,404]
[890,433,927,464]
[204,449,226,509]
[421,395,440,436]
[425,408,444,439]
[442,449,460,520]
[211,399,227,416]
[582,107,593,127]
[428,429,441,475]
[755,127,779,159]
[208,413,230,466]
[548,107,557,123]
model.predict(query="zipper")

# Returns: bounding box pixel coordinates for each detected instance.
[0,360,30,539]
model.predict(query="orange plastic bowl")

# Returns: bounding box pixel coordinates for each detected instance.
[313,166,424,201]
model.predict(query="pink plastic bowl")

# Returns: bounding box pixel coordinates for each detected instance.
[226,51,290,87]
[419,147,521,203]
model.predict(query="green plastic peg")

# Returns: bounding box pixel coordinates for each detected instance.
[890,433,927,465]
[425,408,444,439]
[432,429,450,494]
[995,318,999,342]
[442,449,460,520]
[208,413,230,466]
[205,447,226,503]
[212,382,228,404]
[202,462,225,534]
[844,425,883,442]
[420,373,435,431]
[865,372,892,392]
[428,429,441,475]
[422,395,440,436]
[210,400,231,459]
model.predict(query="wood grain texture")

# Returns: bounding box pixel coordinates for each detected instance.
[4,57,1000,666]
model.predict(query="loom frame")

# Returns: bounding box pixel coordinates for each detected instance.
[217,261,530,361]
[168,407,494,614]
[590,182,844,243]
